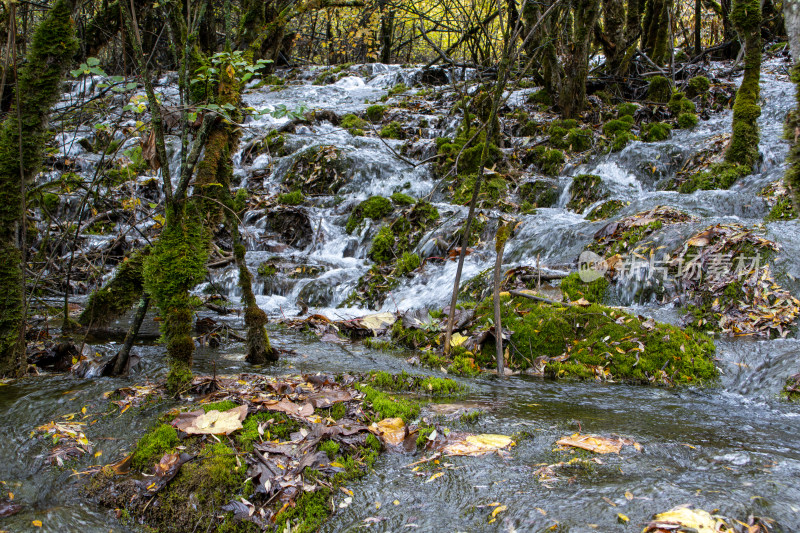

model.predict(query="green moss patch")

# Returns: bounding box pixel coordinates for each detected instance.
[346,196,393,233]
[675,162,750,193]
[560,272,609,303]
[586,199,628,221]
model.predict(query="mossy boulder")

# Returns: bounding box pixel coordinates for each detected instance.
[566,174,609,213]
[677,112,699,129]
[527,88,552,107]
[283,145,351,195]
[519,179,559,208]
[379,121,405,139]
[642,122,672,142]
[617,102,638,117]
[686,76,711,98]
[668,91,697,115]
[436,135,501,177]
[525,146,565,176]
[549,120,592,152]
[346,196,393,233]
[453,174,510,210]
[276,190,305,205]
[341,113,367,136]
[472,295,716,385]
[676,162,750,193]
[647,75,672,103]
[365,104,387,122]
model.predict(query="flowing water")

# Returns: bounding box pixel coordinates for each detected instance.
[3,58,800,532]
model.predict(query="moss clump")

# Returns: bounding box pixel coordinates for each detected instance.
[603,116,635,151]
[365,370,465,396]
[390,192,415,205]
[765,197,798,221]
[379,121,404,139]
[677,162,750,193]
[472,295,716,385]
[346,196,393,233]
[677,113,699,129]
[526,146,565,176]
[519,180,559,208]
[550,124,592,152]
[566,174,609,213]
[647,75,672,102]
[236,412,299,452]
[560,272,608,303]
[686,76,710,98]
[436,134,501,177]
[642,122,672,142]
[527,88,552,107]
[369,226,395,263]
[201,400,238,412]
[453,174,509,209]
[669,91,697,115]
[319,439,340,459]
[340,113,367,135]
[612,132,636,151]
[365,104,387,122]
[356,384,420,422]
[586,199,627,221]
[387,83,408,96]
[276,190,305,205]
[131,424,179,471]
[617,103,638,117]
[396,252,420,276]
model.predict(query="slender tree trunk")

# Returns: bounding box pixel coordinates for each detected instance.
[560,0,602,117]
[492,223,509,375]
[694,0,702,54]
[784,0,800,207]
[0,0,78,377]
[107,295,150,376]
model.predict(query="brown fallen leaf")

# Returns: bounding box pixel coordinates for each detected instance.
[257,398,314,418]
[442,434,514,456]
[370,418,406,445]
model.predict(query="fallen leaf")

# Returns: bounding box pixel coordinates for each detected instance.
[491,505,507,518]
[425,472,443,483]
[32,520,43,527]
[642,506,728,533]
[617,513,629,523]
[442,434,514,456]
[172,405,248,435]
[556,433,635,454]
[370,418,406,445]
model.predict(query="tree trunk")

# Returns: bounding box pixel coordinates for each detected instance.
[724,0,761,169]
[492,223,509,375]
[694,0,702,54]
[783,0,800,208]
[0,0,78,377]
[106,295,150,376]
[642,0,672,64]
[560,0,602,117]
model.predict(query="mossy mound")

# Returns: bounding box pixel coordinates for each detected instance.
[283,145,352,195]
[675,162,750,193]
[602,115,635,151]
[586,199,628,221]
[276,190,305,205]
[435,135,501,177]
[341,113,367,136]
[642,122,672,142]
[560,272,609,303]
[548,120,592,152]
[379,121,405,139]
[470,295,716,385]
[90,373,457,532]
[525,146,565,176]
[519,179,559,209]
[527,88,553,107]
[588,206,694,259]
[760,180,798,222]
[452,174,511,211]
[686,76,710,98]
[346,196,394,233]
[647,75,672,103]
[365,104,387,122]
[566,174,609,213]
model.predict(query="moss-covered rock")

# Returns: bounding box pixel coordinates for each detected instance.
[668,91,697,115]
[642,122,672,142]
[676,162,750,193]
[276,190,305,205]
[527,88,553,107]
[647,75,672,103]
[525,146,565,176]
[617,102,638,117]
[519,179,559,208]
[686,76,710,98]
[471,295,716,385]
[379,121,404,139]
[390,192,415,205]
[346,196,393,233]
[365,104,387,122]
[340,113,367,136]
[283,145,351,195]
[677,112,699,129]
[566,174,609,213]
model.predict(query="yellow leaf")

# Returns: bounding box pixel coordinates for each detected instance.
[393,499,400,505]
[624,490,633,501]
[491,505,507,518]
[646,507,726,533]
[425,472,443,483]
[450,332,468,347]
[32,520,43,527]
[617,513,629,523]
[7,492,13,500]
[442,434,514,456]
[94,451,102,458]
[329,462,345,468]
[81,406,87,415]
[375,501,381,509]
[371,418,406,445]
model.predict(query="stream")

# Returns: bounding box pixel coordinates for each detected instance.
[3,57,800,532]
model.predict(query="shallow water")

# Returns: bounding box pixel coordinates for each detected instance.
[4,57,800,531]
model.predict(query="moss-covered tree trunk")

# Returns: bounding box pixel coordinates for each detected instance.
[724,0,761,168]
[560,0,601,117]
[195,64,277,364]
[641,0,672,64]
[0,0,77,377]
[783,0,800,207]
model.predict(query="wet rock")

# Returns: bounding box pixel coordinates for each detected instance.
[263,207,313,249]
[283,145,352,195]
[419,67,450,86]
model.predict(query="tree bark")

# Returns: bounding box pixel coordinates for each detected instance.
[0,0,78,377]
